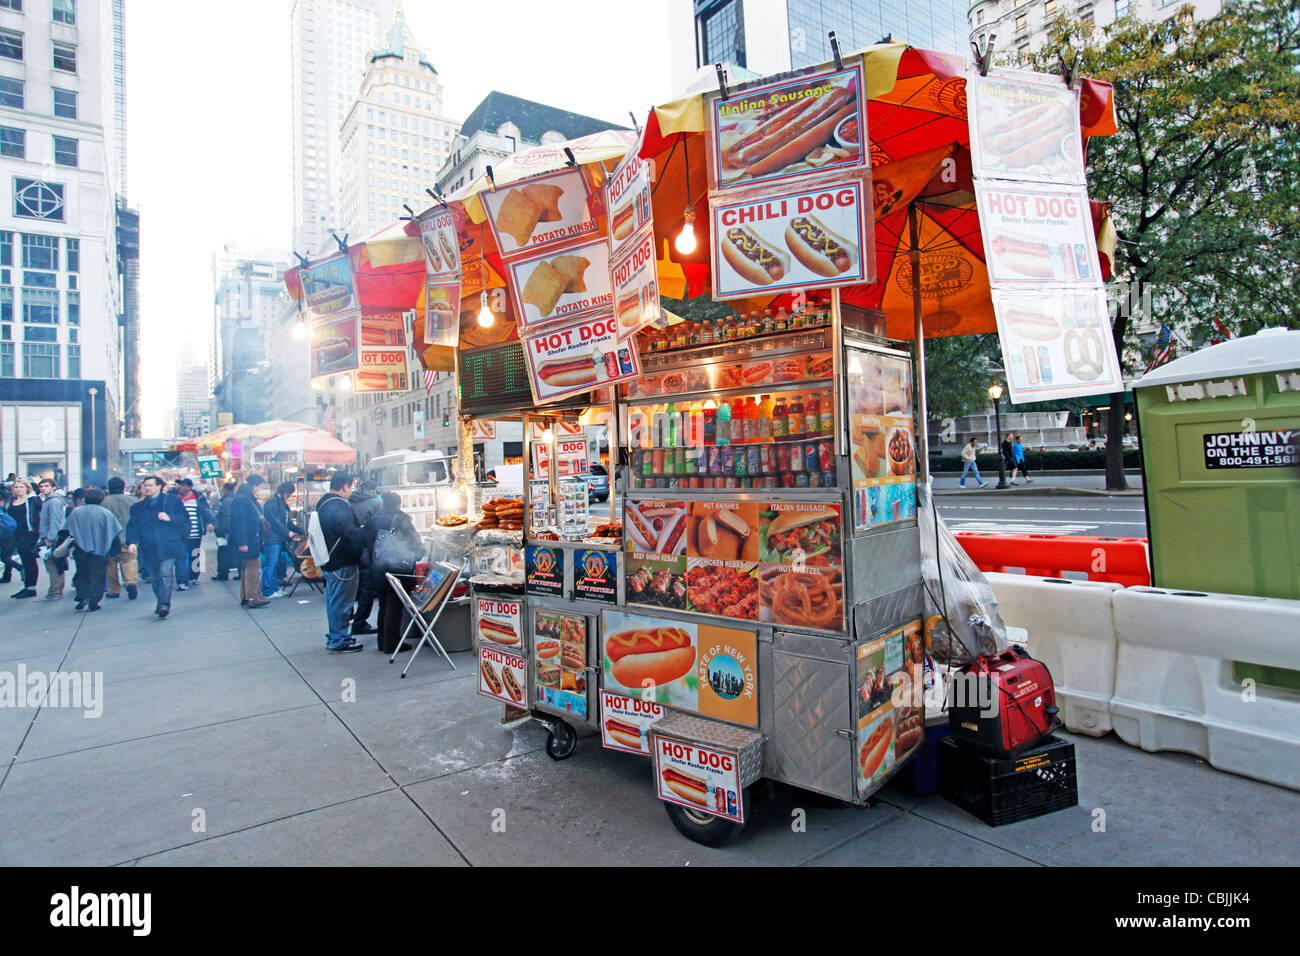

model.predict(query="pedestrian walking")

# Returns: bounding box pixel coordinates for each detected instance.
[210,481,239,581]
[102,477,139,600]
[959,437,989,488]
[314,473,366,653]
[125,475,189,619]
[349,480,383,636]
[4,479,40,597]
[1014,435,1032,482]
[37,478,70,600]
[230,475,269,609]
[174,478,215,589]
[65,487,122,612]
[1000,432,1021,485]
[363,492,423,654]
[261,481,304,599]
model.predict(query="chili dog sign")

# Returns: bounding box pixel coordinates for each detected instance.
[654,735,745,823]
[709,174,873,300]
[610,227,660,340]
[419,207,462,279]
[478,644,527,706]
[521,310,642,404]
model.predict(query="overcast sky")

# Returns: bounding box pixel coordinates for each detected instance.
[129,0,675,435]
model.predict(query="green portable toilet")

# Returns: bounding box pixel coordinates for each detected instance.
[1134,327,1300,601]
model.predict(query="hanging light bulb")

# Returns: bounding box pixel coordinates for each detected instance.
[476,290,494,328]
[674,205,697,255]
[542,427,554,442]
[338,374,353,392]
[292,317,307,340]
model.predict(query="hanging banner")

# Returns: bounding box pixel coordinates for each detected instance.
[360,308,406,348]
[300,251,361,319]
[974,183,1099,285]
[611,226,661,339]
[355,346,409,393]
[508,237,613,329]
[470,420,497,441]
[424,279,461,346]
[706,63,866,191]
[419,206,461,279]
[303,252,362,379]
[992,287,1123,403]
[605,131,654,262]
[481,167,601,261]
[521,310,641,404]
[309,312,360,379]
[969,72,1085,186]
[709,173,873,300]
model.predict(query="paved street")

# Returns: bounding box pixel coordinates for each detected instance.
[937,495,1148,537]
[1,554,1294,867]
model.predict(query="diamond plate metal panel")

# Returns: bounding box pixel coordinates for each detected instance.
[770,651,854,800]
[652,712,765,787]
[850,524,922,601]
[853,582,926,641]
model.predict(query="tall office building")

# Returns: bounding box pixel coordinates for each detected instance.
[290,0,396,257]
[339,10,458,238]
[211,248,293,427]
[672,0,968,93]
[0,0,130,487]
[175,353,209,438]
[969,0,1223,63]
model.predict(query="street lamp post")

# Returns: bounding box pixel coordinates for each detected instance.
[87,386,98,477]
[988,383,1007,489]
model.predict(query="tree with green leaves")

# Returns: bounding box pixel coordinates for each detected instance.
[1027,0,1300,488]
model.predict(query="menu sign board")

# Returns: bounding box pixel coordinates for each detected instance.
[710,175,872,300]
[707,63,866,190]
[602,608,757,726]
[856,620,925,794]
[520,310,642,404]
[975,183,1099,286]
[991,287,1122,402]
[301,251,360,318]
[605,136,654,263]
[969,73,1085,186]
[302,252,362,379]
[309,313,360,379]
[355,344,409,393]
[476,596,523,649]
[573,548,618,604]
[478,643,526,706]
[600,691,664,754]
[481,167,601,261]
[654,734,745,823]
[508,237,613,329]
[610,227,660,340]
[846,347,917,531]
[525,545,565,597]
[624,497,844,633]
[424,279,461,346]
[534,608,587,718]
[419,207,462,279]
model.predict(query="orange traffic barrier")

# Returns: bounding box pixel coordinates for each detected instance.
[955,533,1151,588]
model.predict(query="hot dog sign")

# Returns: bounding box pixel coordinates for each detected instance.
[710,175,873,299]
[654,736,745,823]
[975,183,1100,285]
[521,310,642,403]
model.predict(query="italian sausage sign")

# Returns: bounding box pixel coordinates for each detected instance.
[521,310,643,404]
[969,72,1085,186]
[709,174,873,300]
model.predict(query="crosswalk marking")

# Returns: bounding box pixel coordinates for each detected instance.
[944,521,1101,534]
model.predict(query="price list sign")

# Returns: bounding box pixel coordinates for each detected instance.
[457,341,535,414]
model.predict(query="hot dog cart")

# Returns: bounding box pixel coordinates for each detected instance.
[468,294,929,846]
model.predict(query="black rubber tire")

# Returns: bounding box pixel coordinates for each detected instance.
[663,798,744,846]
[545,722,578,760]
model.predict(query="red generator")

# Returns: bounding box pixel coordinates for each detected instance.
[948,647,1060,755]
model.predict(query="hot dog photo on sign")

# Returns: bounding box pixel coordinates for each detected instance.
[710,176,871,299]
[602,609,699,711]
[970,73,1085,185]
[975,183,1099,285]
[709,64,866,189]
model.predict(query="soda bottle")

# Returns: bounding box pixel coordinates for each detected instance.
[703,402,717,445]
[787,394,805,441]
[776,443,790,472]
[772,395,789,440]
[821,390,834,435]
[804,392,820,440]
[665,402,678,447]
[715,399,731,445]
[757,394,774,441]
[747,444,761,476]
[759,443,774,475]
[730,398,746,443]
[742,396,759,444]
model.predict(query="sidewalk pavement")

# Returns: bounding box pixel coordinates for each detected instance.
[933,472,1144,497]
[1,554,1295,866]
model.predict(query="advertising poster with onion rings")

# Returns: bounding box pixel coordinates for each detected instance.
[856,620,925,794]
[481,167,601,261]
[992,287,1122,403]
[655,735,746,823]
[534,608,587,718]
[758,502,844,633]
[600,691,664,755]
[478,643,527,707]
[610,226,661,340]
[969,72,1085,186]
[710,174,872,300]
[476,596,523,649]
[520,310,642,404]
[419,207,462,279]
[975,183,1099,286]
[509,236,613,330]
[601,608,757,726]
[846,347,917,531]
[707,63,866,190]
[604,134,654,263]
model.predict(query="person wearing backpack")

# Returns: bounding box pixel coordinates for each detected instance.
[310,473,367,654]
[0,500,20,585]
[363,492,423,654]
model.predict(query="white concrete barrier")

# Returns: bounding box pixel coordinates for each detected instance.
[986,573,1121,736]
[1110,587,1300,791]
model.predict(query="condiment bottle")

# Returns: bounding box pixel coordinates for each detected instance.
[763,308,774,334]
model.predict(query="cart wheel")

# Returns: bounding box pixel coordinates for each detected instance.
[545,722,578,760]
[663,798,744,847]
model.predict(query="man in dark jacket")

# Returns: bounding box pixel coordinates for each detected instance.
[211,481,239,581]
[261,481,304,599]
[125,475,190,618]
[66,487,122,612]
[363,492,423,654]
[230,475,269,608]
[315,473,366,653]
[348,480,383,635]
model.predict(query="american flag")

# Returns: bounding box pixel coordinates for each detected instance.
[423,369,436,394]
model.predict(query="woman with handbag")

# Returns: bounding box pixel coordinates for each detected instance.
[5,480,42,598]
[362,493,424,654]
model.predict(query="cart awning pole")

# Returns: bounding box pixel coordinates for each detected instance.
[908,201,929,484]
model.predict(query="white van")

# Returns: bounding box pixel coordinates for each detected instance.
[364,449,455,487]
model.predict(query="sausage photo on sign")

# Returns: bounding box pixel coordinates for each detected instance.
[784,215,857,277]
[721,226,788,286]
[537,356,597,391]
[719,79,858,181]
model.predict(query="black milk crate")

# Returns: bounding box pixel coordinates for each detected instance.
[938,734,1077,827]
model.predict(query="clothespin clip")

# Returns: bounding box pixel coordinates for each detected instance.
[715,63,730,100]
[401,203,416,220]
[292,251,309,270]
[629,111,641,135]
[563,147,577,168]
[971,35,996,76]
[485,165,496,190]
[829,31,844,70]
[1058,50,1080,89]
[330,231,349,254]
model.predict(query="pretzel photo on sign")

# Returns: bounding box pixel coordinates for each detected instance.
[1063,328,1106,381]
